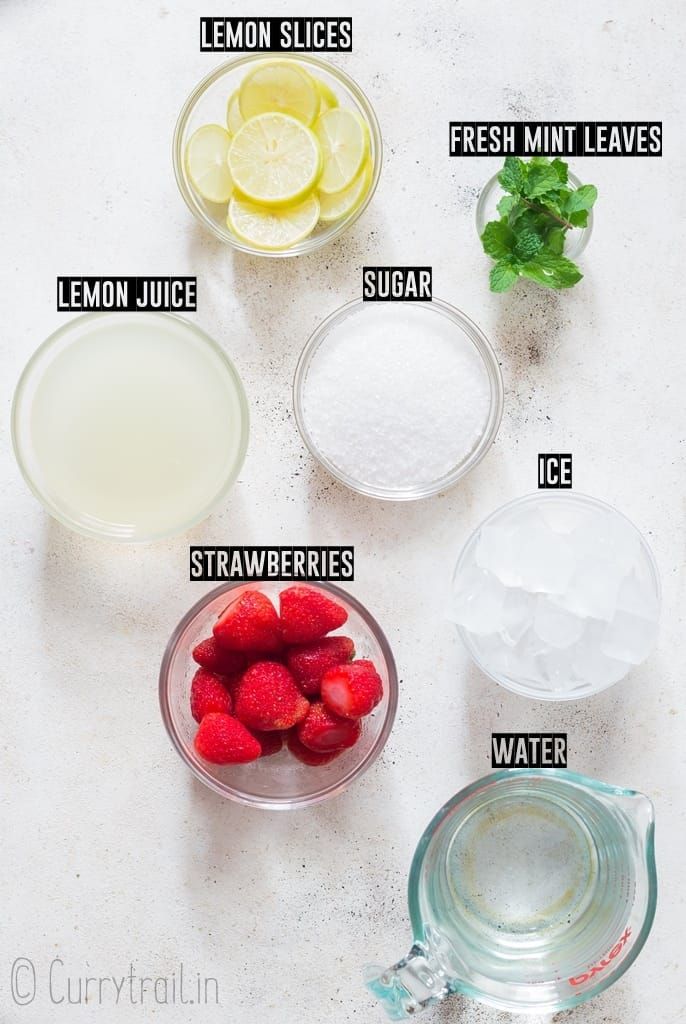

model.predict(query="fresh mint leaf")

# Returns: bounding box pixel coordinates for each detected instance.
[541,193,565,217]
[551,158,569,184]
[514,208,550,235]
[497,156,526,195]
[546,227,565,255]
[514,228,545,262]
[568,209,589,228]
[508,202,530,227]
[521,253,583,289]
[497,194,516,218]
[481,221,516,260]
[490,261,520,292]
[564,184,598,215]
[524,163,562,198]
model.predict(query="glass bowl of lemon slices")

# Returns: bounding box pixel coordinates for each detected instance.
[173,55,382,256]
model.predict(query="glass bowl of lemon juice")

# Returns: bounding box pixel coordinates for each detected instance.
[12,312,249,542]
[173,54,382,256]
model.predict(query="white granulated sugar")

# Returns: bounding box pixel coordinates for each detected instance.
[302,305,492,491]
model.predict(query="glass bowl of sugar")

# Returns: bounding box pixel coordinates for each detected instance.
[293,299,503,500]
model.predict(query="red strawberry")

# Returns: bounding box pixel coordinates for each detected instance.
[213,591,281,653]
[234,661,309,731]
[253,729,285,758]
[192,636,246,676]
[279,585,348,644]
[221,673,244,700]
[286,636,355,695]
[296,701,361,753]
[243,644,286,668]
[287,730,343,766]
[321,660,383,719]
[194,713,261,764]
[189,668,233,723]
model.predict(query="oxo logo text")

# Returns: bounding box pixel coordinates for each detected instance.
[568,927,632,986]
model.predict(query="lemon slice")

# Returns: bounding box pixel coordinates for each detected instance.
[238,60,319,126]
[228,112,321,206]
[318,158,372,222]
[314,108,369,194]
[226,91,243,136]
[315,77,339,113]
[185,124,233,203]
[228,194,320,250]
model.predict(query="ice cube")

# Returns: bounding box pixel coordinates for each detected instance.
[448,565,506,635]
[538,499,591,535]
[571,510,641,576]
[475,521,521,585]
[538,647,575,690]
[615,572,660,623]
[472,633,515,679]
[508,628,548,686]
[604,518,641,573]
[571,621,630,688]
[600,610,658,665]
[476,507,575,594]
[500,588,535,646]
[555,556,623,622]
[533,596,586,649]
[516,625,549,659]
[514,515,576,595]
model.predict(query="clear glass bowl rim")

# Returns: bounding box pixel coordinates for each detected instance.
[453,491,662,701]
[172,53,383,258]
[474,168,594,258]
[407,767,657,1013]
[158,580,399,809]
[11,311,250,543]
[293,297,504,500]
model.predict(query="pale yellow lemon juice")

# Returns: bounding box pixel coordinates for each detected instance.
[12,313,248,540]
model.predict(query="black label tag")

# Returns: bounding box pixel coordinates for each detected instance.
[190,546,354,582]
[538,453,573,489]
[449,121,662,157]
[491,733,568,768]
[362,267,432,301]
[57,277,197,312]
[200,17,352,52]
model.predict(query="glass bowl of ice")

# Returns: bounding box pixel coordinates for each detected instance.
[448,493,661,700]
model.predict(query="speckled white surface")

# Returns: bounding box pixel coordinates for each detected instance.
[1,1,685,1022]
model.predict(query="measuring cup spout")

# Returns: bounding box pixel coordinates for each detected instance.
[365,926,464,1020]
[622,791,655,835]
[618,789,657,881]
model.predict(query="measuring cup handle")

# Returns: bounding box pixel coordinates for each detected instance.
[365,927,465,1019]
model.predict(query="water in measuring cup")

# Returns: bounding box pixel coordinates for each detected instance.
[447,795,597,937]
[422,781,636,985]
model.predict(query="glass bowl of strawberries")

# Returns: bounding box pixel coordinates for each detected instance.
[159,582,398,808]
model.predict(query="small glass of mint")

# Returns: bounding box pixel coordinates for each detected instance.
[475,157,597,292]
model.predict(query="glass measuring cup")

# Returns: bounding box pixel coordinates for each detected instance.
[366,769,656,1017]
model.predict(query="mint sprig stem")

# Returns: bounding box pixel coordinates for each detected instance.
[520,198,576,232]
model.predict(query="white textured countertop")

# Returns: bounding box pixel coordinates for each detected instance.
[1,1,684,1022]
